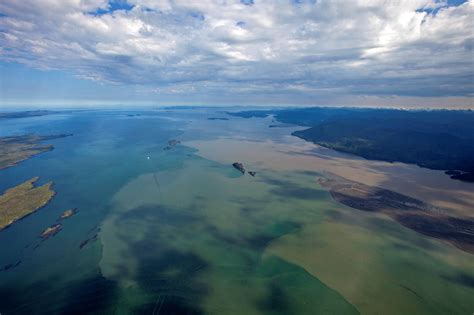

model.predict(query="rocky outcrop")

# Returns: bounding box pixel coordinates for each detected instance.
[60,208,77,220]
[1,260,21,272]
[232,162,245,174]
[79,232,99,250]
[163,139,181,150]
[40,224,62,239]
[232,163,257,177]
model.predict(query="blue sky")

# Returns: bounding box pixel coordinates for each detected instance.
[0,0,473,108]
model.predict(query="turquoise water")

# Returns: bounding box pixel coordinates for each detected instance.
[0,110,187,313]
[0,109,473,314]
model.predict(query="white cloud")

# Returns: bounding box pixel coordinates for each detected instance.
[0,0,473,102]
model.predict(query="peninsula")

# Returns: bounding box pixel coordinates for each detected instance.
[0,134,72,170]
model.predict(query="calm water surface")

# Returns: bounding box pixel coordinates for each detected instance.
[0,109,473,314]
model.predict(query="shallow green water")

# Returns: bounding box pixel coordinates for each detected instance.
[0,109,473,314]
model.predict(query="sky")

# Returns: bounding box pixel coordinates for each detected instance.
[0,0,473,108]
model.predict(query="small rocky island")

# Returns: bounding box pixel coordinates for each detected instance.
[163,139,181,150]
[40,224,62,239]
[232,162,257,177]
[60,208,77,220]
[0,177,56,230]
[232,162,245,174]
[37,208,78,242]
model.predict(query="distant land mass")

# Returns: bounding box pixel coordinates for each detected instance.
[0,110,57,119]
[0,134,72,170]
[230,108,474,182]
[208,117,229,121]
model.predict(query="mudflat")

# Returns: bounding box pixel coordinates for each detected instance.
[319,175,474,254]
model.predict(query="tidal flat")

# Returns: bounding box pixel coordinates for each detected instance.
[0,108,472,314]
[318,175,474,254]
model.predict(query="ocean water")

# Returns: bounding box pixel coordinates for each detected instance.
[0,108,473,314]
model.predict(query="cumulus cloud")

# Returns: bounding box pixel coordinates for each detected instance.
[0,0,473,102]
